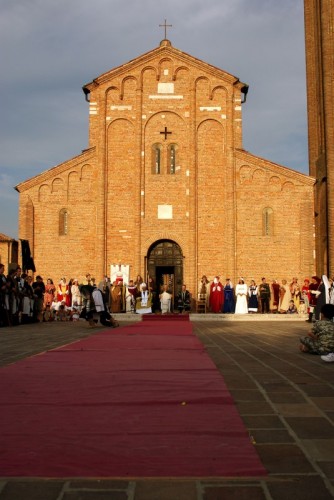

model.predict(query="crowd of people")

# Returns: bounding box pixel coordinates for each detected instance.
[201,274,334,363]
[1,263,334,363]
[1,264,333,325]
[200,275,334,320]
[0,266,192,328]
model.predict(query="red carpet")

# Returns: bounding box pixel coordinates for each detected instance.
[142,313,190,321]
[0,319,266,477]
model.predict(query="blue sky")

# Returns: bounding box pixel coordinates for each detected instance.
[0,0,308,239]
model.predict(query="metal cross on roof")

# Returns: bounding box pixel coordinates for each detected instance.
[159,19,172,39]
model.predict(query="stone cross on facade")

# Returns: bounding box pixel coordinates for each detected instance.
[160,127,172,140]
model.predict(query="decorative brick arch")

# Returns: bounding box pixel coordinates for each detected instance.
[268,175,282,191]
[120,75,138,100]
[143,233,186,253]
[144,110,186,130]
[158,57,174,79]
[172,65,189,81]
[38,183,51,202]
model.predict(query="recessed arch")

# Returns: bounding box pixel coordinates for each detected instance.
[147,239,184,306]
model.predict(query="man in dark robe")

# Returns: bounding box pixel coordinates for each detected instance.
[307,276,321,322]
[259,277,271,314]
[223,278,235,313]
[176,284,191,313]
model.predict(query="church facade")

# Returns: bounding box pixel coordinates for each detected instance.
[16,39,315,297]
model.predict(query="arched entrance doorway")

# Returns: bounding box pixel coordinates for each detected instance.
[147,240,184,310]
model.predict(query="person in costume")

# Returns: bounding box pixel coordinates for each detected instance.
[56,301,70,321]
[329,278,334,305]
[270,279,280,313]
[199,275,210,311]
[20,274,34,324]
[302,278,310,303]
[136,283,153,314]
[32,275,45,322]
[307,275,321,322]
[43,278,56,309]
[248,280,258,313]
[279,279,291,313]
[92,285,119,327]
[176,284,191,314]
[300,303,334,354]
[235,278,248,314]
[259,277,271,314]
[287,300,298,314]
[71,278,82,308]
[290,277,301,309]
[223,278,235,313]
[79,283,96,327]
[147,276,159,312]
[159,285,172,314]
[110,281,122,313]
[314,275,330,320]
[134,275,144,293]
[125,279,137,312]
[43,304,55,322]
[57,278,71,307]
[209,276,224,313]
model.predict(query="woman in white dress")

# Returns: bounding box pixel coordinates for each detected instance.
[71,279,81,308]
[235,278,248,314]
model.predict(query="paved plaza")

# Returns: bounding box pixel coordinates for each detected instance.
[0,317,333,499]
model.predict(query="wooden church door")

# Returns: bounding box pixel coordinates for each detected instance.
[147,240,183,310]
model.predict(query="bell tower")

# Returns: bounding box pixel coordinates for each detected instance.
[304,0,334,276]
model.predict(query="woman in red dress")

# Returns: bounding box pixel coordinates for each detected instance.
[43,278,56,309]
[57,278,71,307]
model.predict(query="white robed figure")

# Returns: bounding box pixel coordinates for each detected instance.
[160,285,172,314]
[235,278,248,314]
[135,283,152,314]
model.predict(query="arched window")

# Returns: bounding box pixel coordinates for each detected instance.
[168,144,178,174]
[152,144,162,174]
[59,209,69,236]
[263,208,273,236]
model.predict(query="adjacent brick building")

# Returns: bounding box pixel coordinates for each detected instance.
[0,233,18,273]
[15,38,315,297]
[304,0,334,277]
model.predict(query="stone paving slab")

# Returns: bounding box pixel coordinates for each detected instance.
[0,318,334,499]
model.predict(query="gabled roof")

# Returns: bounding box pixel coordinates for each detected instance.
[15,147,96,193]
[236,149,315,185]
[83,39,248,94]
[0,233,16,242]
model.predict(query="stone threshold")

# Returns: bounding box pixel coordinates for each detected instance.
[112,313,308,322]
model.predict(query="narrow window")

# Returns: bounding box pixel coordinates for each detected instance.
[152,144,162,174]
[263,208,273,236]
[169,144,177,174]
[59,209,69,235]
